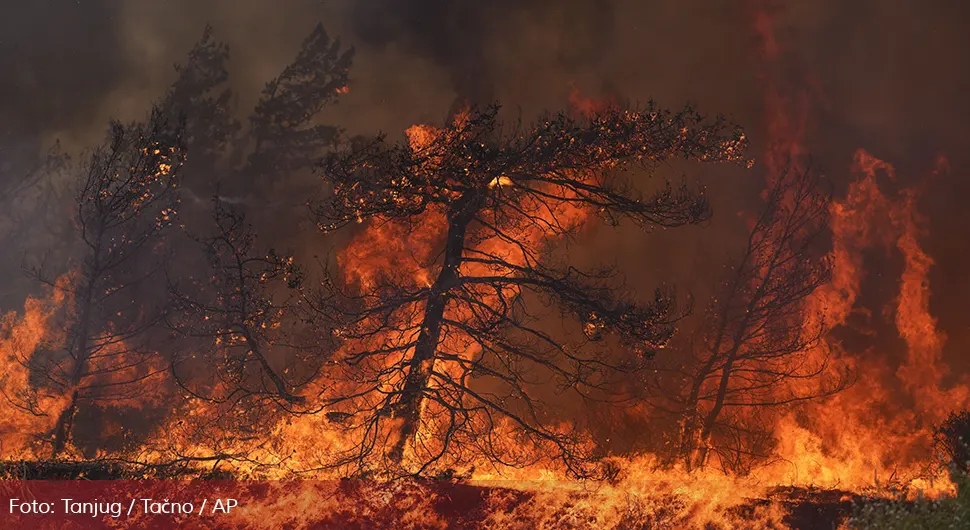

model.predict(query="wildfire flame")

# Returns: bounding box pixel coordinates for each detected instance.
[0,6,964,529]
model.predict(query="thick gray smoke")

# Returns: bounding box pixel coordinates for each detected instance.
[348,0,617,103]
[1,0,969,358]
[0,1,123,141]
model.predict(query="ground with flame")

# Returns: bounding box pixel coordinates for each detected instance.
[0,117,963,530]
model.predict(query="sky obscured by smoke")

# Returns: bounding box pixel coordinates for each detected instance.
[6,0,967,160]
[2,0,969,362]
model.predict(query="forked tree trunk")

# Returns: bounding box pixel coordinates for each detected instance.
[690,346,740,469]
[241,328,305,404]
[681,359,717,470]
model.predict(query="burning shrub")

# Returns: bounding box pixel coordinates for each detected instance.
[847,480,970,530]
[936,410,970,475]
[845,412,970,529]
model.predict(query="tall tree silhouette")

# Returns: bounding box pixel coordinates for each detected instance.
[247,23,353,178]
[161,23,352,205]
[167,199,316,407]
[667,165,849,472]
[25,107,186,455]
[162,25,239,170]
[312,103,750,476]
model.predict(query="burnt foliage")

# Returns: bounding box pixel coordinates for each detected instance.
[937,410,970,474]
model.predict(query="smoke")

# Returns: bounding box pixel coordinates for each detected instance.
[1,0,969,366]
[347,0,617,104]
[0,1,124,142]
[4,1,967,152]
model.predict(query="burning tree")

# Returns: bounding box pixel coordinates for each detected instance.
[21,107,186,456]
[167,199,318,408]
[15,22,353,464]
[159,199,335,467]
[665,165,849,472]
[312,104,750,476]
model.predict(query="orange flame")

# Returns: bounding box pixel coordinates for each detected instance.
[0,274,73,456]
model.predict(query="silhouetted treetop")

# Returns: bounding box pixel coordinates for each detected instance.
[163,25,238,165]
[249,23,354,174]
[316,103,750,231]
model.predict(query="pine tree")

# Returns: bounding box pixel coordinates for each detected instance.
[313,103,750,476]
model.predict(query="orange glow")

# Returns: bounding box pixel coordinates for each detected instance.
[761,149,966,498]
[567,82,615,118]
[0,273,73,457]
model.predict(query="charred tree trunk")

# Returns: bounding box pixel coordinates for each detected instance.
[239,326,304,404]
[683,237,783,470]
[51,390,80,456]
[388,194,478,465]
[691,343,741,469]
[51,260,99,456]
[680,270,743,470]
[680,356,717,469]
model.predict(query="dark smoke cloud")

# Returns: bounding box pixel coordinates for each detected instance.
[348,0,616,103]
[5,1,968,158]
[0,1,123,136]
[1,0,969,363]
[0,0,125,176]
